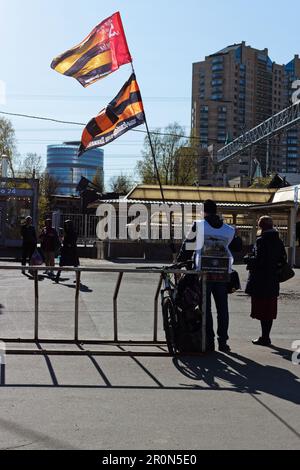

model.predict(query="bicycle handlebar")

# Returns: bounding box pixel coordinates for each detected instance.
[135,261,192,272]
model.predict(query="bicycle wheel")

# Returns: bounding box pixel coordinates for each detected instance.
[162,297,178,355]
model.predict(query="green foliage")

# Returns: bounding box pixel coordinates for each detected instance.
[38,173,60,229]
[0,117,17,176]
[109,174,134,194]
[136,122,198,186]
[250,176,273,188]
[92,168,104,192]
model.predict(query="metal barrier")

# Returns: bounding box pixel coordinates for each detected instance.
[58,214,98,244]
[0,265,204,358]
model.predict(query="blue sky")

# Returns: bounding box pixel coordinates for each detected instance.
[0,0,299,186]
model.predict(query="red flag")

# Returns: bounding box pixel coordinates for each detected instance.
[51,12,132,87]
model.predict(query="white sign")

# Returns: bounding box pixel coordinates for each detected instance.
[292,80,300,105]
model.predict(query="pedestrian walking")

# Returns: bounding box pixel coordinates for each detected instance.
[21,216,37,275]
[245,216,287,346]
[39,219,60,276]
[55,220,79,283]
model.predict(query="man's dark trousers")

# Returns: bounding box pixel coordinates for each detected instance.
[22,244,36,267]
[206,282,229,346]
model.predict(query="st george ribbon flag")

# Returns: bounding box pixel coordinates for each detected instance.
[51,12,132,87]
[78,73,145,155]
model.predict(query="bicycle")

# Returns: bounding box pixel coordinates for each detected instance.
[137,261,201,355]
[159,262,190,355]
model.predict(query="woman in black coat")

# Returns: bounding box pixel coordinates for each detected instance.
[55,220,79,283]
[245,216,287,346]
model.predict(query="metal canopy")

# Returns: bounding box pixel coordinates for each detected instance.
[217,101,300,164]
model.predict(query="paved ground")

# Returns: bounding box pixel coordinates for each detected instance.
[0,260,299,450]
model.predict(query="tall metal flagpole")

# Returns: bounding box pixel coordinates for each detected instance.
[130,64,176,257]
[130,63,167,206]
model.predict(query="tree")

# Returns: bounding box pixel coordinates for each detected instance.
[136,122,198,186]
[92,168,104,192]
[0,117,17,176]
[109,174,134,194]
[250,176,273,188]
[38,173,60,228]
[173,145,199,186]
[15,152,44,178]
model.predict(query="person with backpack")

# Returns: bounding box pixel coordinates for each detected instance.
[178,200,237,353]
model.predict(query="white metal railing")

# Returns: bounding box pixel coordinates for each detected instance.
[217,101,300,164]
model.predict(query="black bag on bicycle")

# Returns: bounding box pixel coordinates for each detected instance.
[174,274,203,353]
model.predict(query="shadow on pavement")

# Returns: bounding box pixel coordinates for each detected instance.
[61,283,93,293]
[173,351,300,405]
[270,345,293,362]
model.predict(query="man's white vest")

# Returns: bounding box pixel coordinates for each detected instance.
[194,220,235,272]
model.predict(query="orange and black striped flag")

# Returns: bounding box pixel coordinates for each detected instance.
[78,73,145,155]
[51,12,132,87]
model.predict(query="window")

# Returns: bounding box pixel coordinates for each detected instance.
[211,93,223,100]
[212,87,223,94]
[200,105,209,113]
[212,65,224,72]
[212,56,224,64]
[212,73,223,80]
[287,153,298,158]
[212,79,223,86]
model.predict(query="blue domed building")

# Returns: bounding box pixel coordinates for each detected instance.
[47,142,104,195]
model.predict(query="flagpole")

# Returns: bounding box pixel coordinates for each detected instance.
[130,64,166,202]
[130,64,176,257]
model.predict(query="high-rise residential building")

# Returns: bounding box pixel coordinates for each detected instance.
[191,42,300,186]
[47,142,104,195]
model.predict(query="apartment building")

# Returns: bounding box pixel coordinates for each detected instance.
[192,42,300,186]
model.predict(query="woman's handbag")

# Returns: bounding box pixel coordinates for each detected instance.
[277,262,295,283]
[243,254,257,271]
[227,270,241,294]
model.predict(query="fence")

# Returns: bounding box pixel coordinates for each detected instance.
[56,213,98,244]
[56,213,289,248]
[238,225,288,246]
[0,265,203,359]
